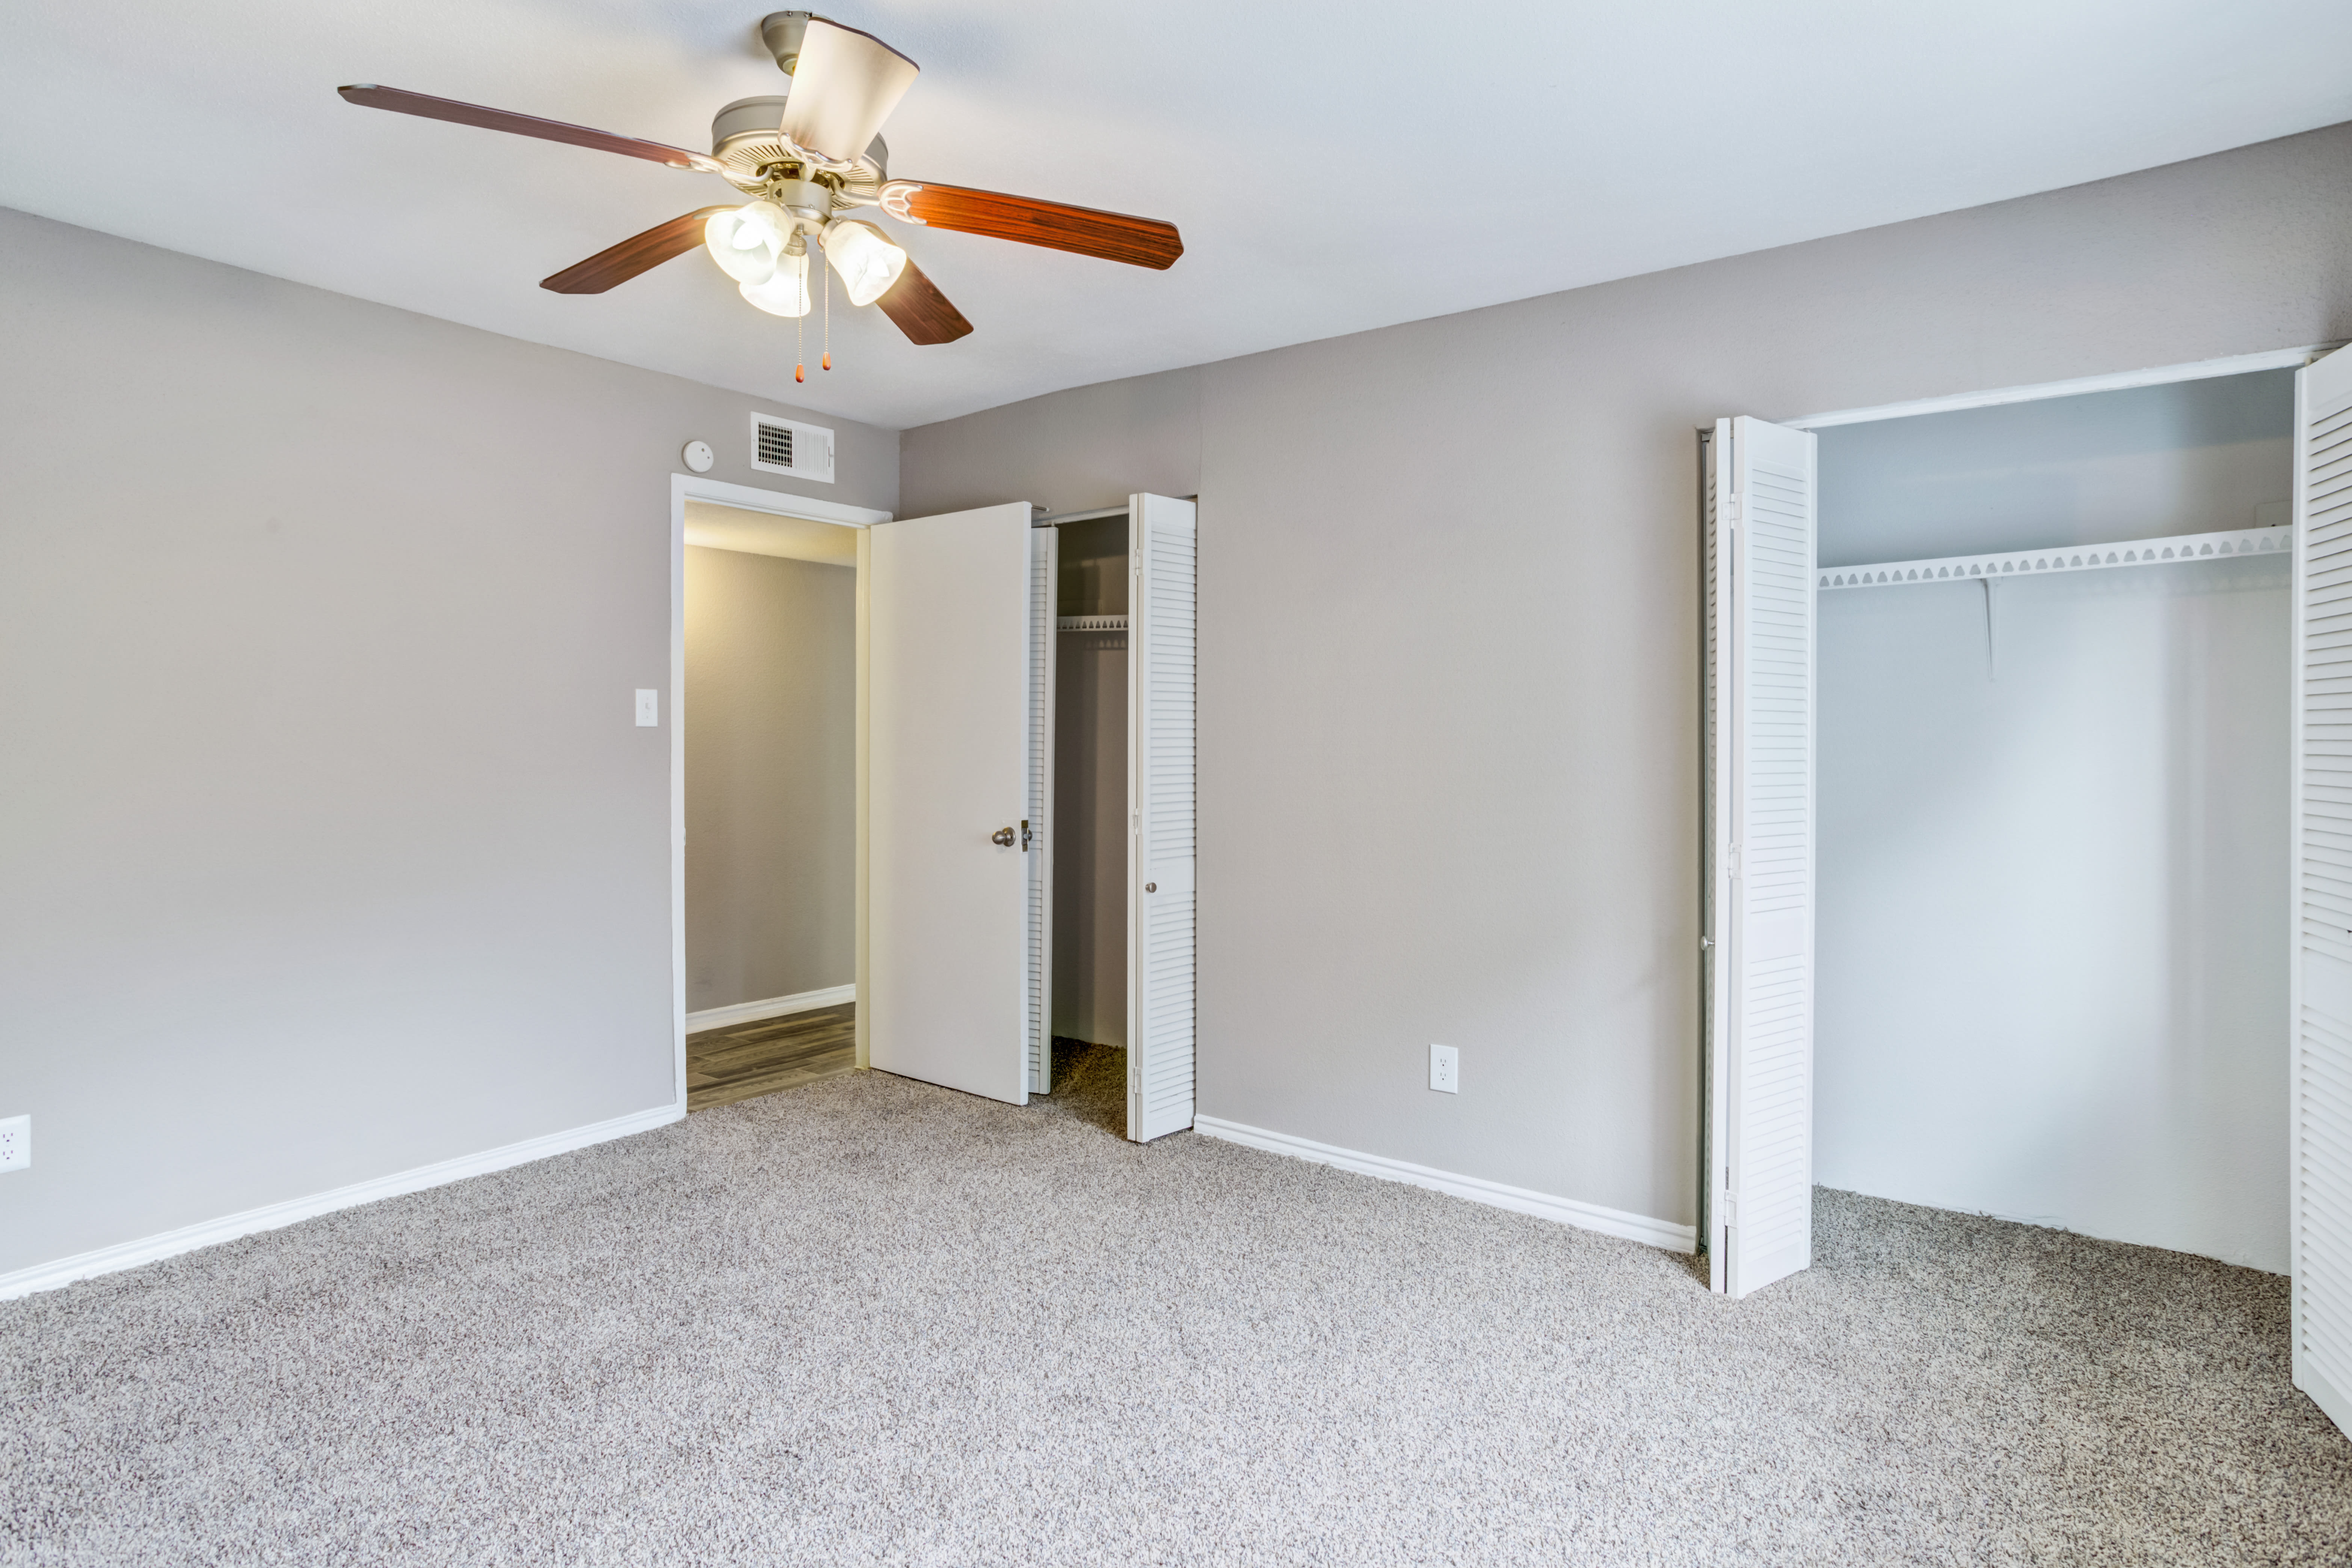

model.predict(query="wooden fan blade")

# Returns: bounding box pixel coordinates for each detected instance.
[542,208,734,294]
[879,181,1182,270]
[874,259,973,346]
[339,85,726,175]
[777,20,919,165]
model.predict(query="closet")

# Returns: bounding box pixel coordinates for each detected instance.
[1046,509,1133,1060]
[1028,495,1199,1141]
[1702,352,2342,1327]
[861,492,1196,1143]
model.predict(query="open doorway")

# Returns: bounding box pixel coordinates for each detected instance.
[1045,508,1131,1137]
[681,498,861,1111]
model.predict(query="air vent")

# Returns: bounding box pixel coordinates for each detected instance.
[747,413,836,484]
[757,422,793,469]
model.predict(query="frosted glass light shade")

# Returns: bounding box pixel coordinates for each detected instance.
[704,201,791,285]
[739,249,811,317]
[822,219,907,307]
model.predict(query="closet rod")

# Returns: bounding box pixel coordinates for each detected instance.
[1034,505,1128,528]
[1818,524,2290,592]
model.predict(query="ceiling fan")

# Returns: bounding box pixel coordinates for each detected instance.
[340,10,1183,367]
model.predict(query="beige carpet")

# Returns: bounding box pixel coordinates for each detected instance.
[5,1044,2347,1566]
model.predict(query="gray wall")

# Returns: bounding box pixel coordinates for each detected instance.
[684,546,857,1014]
[1813,374,2293,1271]
[901,121,2352,1233]
[0,207,896,1278]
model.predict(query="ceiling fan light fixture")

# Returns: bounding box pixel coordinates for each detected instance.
[822,219,907,308]
[739,247,812,317]
[704,200,791,285]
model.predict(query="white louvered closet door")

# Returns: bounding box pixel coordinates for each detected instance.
[1028,526,1058,1095]
[1128,493,1198,1142]
[2294,344,2352,1437]
[1704,415,1818,1298]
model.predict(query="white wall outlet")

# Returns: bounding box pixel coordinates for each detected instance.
[0,1115,27,1173]
[634,689,659,727]
[1429,1044,1458,1094]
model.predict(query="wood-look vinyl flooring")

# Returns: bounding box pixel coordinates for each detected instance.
[686,1002,856,1111]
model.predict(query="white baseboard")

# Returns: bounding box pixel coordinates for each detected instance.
[687,983,856,1032]
[1192,1115,1697,1254]
[0,1102,685,1302]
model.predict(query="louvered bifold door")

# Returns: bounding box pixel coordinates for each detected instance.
[1128,493,1198,1142]
[1707,415,1818,1298]
[2293,344,2352,1437]
[1028,526,1059,1094]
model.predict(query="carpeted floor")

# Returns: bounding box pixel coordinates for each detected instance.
[5,1045,2349,1566]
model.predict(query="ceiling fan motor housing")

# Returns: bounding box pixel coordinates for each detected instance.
[711,95,886,196]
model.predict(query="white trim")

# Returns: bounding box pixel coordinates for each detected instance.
[0,1103,683,1301]
[675,473,887,528]
[1782,344,2341,430]
[686,983,857,1032]
[1192,1115,1697,1254]
[669,474,890,1113]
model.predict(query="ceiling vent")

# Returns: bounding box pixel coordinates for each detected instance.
[749,413,835,484]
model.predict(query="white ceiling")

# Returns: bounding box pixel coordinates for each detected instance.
[4,1,2348,430]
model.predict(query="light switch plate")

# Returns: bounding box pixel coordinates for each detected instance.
[635,689,659,727]
[1429,1044,1458,1094]
[0,1115,27,1173]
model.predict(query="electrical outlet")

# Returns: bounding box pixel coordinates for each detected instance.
[1429,1044,1458,1094]
[0,1115,27,1173]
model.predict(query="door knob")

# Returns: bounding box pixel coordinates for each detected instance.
[1145,882,1157,893]
[990,827,1017,847]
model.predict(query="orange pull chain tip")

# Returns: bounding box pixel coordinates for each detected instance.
[795,363,805,383]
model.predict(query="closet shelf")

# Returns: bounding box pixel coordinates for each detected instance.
[1819,525,2290,592]
[1058,615,1128,631]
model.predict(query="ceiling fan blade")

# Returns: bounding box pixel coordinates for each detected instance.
[340,85,727,175]
[776,19,919,165]
[542,208,735,294]
[878,182,1182,270]
[874,259,973,346]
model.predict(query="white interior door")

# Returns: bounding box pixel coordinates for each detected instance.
[1128,493,1198,1141]
[1704,415,1818,1297]
[2293,344,2352,1436]
[1028,525,1058,1095]
[867,502,1040,1105]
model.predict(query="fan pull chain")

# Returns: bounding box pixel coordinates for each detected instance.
[822,258,832,372]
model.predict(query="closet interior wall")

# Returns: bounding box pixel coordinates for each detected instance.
[1052,513,1129,1052]
[1813,369,2295,1272]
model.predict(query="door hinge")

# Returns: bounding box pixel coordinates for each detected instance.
[1021,819,1032,851]
[1727,844,1741,879]
[1724,1192,1737,1225]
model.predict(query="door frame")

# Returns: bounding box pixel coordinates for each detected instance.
[667,474,892,1112]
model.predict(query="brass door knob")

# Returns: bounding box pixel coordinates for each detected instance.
[990,827,1017,847]
[1145,881,1157,892]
